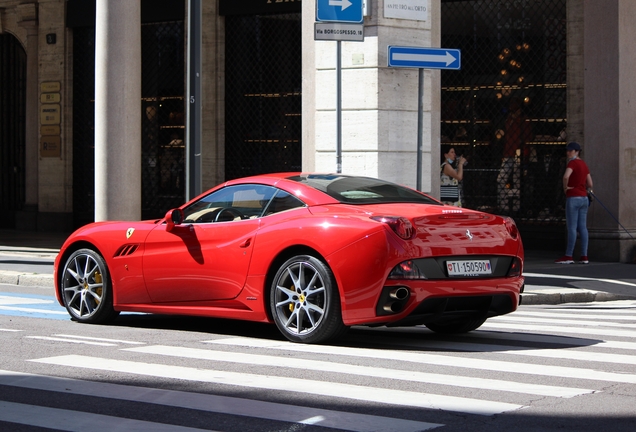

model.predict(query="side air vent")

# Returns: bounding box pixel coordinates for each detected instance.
[114,244,139,257]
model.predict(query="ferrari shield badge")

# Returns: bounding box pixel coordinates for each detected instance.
[126,228,135,239]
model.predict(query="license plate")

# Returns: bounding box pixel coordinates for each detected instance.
[447,260,492,276]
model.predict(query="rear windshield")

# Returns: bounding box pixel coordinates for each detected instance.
[287,174,441,205]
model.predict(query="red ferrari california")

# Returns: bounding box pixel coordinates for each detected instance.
[54,173,524,343]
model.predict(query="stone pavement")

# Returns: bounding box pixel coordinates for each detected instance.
[1,229,635,305]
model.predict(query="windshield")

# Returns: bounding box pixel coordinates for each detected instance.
[287,174,441,205]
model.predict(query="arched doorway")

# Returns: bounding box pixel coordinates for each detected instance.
[0,33,26,229]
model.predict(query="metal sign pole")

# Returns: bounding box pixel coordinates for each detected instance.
[416,68,423,190]
[337,40,342,173]
[315,0,365,174]
[387,46,461,191]
[186,0,202,200]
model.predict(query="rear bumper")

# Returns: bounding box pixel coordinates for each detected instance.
[344,276,523,327]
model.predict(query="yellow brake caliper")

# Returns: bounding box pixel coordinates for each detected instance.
[93,270,103,304]
[288,286,296,312]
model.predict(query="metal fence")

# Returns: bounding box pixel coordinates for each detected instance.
[72,27,96,228]
[224,13,302,181]
[441,0,567,235]
[0,34,26,228]
[141,21,186,220]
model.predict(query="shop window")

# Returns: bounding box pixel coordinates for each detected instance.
[441,0,567,242]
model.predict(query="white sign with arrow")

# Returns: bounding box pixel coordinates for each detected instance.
[388,46,461,70]
[316,0,363,23]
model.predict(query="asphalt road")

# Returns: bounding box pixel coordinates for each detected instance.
[1,281,636,431]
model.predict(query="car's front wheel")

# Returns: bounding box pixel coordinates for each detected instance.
[270,255,346,344]
[60,248,118,323]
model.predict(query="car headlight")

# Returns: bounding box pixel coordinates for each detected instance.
[388,260,427,279]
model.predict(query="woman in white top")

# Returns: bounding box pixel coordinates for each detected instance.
[440,145,466,207]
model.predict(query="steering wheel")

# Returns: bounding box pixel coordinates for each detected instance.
[214,207,245,222]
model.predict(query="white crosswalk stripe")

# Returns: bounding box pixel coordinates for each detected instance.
[124,344,595,398]
[482,320,636,338]
[206,336,636,384]
[2,300,635,430]
[491,314,636,328]
[512,310,636,320]
[0,369,440,432]
[30,354,523,416]
[388,339,636,366]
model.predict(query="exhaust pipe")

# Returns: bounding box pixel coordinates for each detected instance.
[389,287,409,301]
[383,302,403,313]
[378,286,410,315]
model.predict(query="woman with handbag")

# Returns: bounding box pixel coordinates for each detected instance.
[440,145,466,207]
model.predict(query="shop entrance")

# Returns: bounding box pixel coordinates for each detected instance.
[224,12,302,180]
[441,0,567,248]
[0,33,26,229]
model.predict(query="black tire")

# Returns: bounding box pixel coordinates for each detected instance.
[425,317,486,334]
[270,255,346,344]
[60,248,119,323]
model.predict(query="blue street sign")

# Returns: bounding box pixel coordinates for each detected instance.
[316,0,364,23]
[387,46,461,70]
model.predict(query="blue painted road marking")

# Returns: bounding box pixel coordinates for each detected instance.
[0,292,69,320]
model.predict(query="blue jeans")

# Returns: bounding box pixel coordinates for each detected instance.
[565,196,589,257]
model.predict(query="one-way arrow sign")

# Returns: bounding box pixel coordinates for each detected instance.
[316,0,363,23]
[330,0,352,10]
[388,46,461,70]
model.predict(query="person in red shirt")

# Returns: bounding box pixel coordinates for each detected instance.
[555,142,594,264]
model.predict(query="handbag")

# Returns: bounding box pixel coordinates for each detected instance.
[440,162,460,201]
[440,184,459,201]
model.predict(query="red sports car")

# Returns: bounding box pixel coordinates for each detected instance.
[54,173,524,344]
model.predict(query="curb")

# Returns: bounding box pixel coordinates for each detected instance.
[521,290,634,305]
[0,271,54,289]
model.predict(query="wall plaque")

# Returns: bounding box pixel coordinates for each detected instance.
[40,135,61,158]
[41,125,61,135]
[41,93,61,103]
[41,81,61,92]
[41,104,61,125]
[384,0,428,21]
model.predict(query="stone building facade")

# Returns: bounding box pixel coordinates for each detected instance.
[0,0,634,261]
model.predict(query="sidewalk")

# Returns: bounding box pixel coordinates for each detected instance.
[1,229,635,305]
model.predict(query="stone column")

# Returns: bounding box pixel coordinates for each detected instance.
[303,0,441,193]
[16,3,38,230]
[581,0,636,262]
[94,0,141,221]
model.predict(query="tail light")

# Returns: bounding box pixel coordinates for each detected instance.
[507,257,522,277]
[504,217,519,240]
[388,260,426,279]
[371,216,414,240]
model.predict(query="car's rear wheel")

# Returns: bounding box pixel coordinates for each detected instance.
[60,248,118,323]
[425,317,486,334]
[270,255,346,344]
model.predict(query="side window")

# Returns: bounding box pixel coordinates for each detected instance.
[183,184,277,223]
[263,190,305,215]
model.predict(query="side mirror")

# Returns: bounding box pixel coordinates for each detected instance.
[165,208,184,232]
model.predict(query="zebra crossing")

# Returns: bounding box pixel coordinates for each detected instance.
[1,299,636,431]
